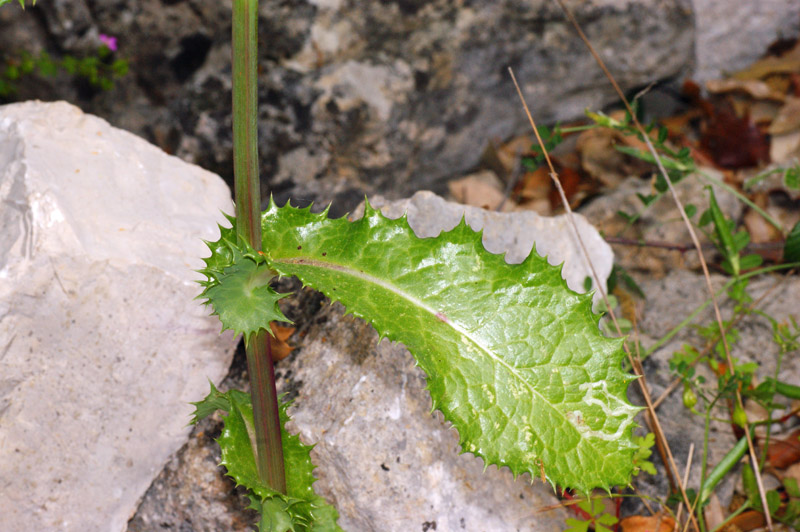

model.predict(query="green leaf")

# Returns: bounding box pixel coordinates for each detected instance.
[192,384,343,532]
[189,381,231,423]
[657,126,668,144]
[707,187,740,275]
[636,193,658,207]
[197,223,291,344]
[615,145,694,172]
[4,64,19,81]
[632,433,656,476]
[784,221,800,263]
[738,254,763,271]
[784,166,800,190]
[36,52,57,77]
[565,517,591,532]
[216,200,639,492]
[785,477,800,498]
[616,210,637,224]
[200,257,291,345]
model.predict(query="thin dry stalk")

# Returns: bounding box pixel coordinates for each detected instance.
[548,1,774,529]
[674,443,695,531]
[509,68,690,520]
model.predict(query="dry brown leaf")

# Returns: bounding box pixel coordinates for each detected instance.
[619,514,675,532]
[734,40,800,81]
[576,128,651,188]
[480,136,533,179]
[549,166,583,209]
[498,136,533,173]
[744,205,783,245]
[786,461,800,485]
[270,322,296,361]
[727,510,766,532]
[749,100,783,126]
[706,79,785,102]
[448,171,511,211]
[704,493,726,531]
[518,166,552,201]
[764,73,792,95]
[514,198,551,216]
[769,97,800,134]
[700,103,770,168]
[770,130,800,164]
[766,427,800,469]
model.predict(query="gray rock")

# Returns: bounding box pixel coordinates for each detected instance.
[0,0,694,206]
[631,269,800,509]
[285,304,568,532]
[692,0,800,81]
[0,101,237,531]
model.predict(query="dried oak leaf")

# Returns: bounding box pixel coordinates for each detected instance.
[733,40,800,81]
[576,127,652,188]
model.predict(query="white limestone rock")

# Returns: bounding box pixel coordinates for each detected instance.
[0,101,236,532]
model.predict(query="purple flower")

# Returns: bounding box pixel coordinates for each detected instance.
[98,34,118,52]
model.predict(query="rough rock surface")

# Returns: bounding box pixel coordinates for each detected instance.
[632,271,800,509]
[693,0,800,81]
[0,101,237,531]
[0,0,695,208]
[129,191,618,531]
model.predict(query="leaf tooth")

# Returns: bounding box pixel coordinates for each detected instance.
[319,202,332,218]
[363,196,376,217]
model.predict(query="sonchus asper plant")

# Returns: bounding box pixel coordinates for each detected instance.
[195,199,641,529]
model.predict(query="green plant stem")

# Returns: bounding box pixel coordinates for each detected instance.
[697,170,784,236]
[233,0,261,246]
[232,0,286,493]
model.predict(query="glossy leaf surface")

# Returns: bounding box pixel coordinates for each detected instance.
[201,201,639,492]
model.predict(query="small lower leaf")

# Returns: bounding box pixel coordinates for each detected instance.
[200,258,291,344]
[192,384,343,532]
[784,220,800,263]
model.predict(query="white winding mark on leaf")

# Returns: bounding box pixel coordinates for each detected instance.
[573,381,637,442]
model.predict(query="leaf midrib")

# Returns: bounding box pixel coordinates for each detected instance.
[273,255,587,445]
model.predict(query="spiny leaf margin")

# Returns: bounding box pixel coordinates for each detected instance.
[191,383,343,532]
[254,198,640,492]
[197,215,291,345]
[198,198,641,492]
